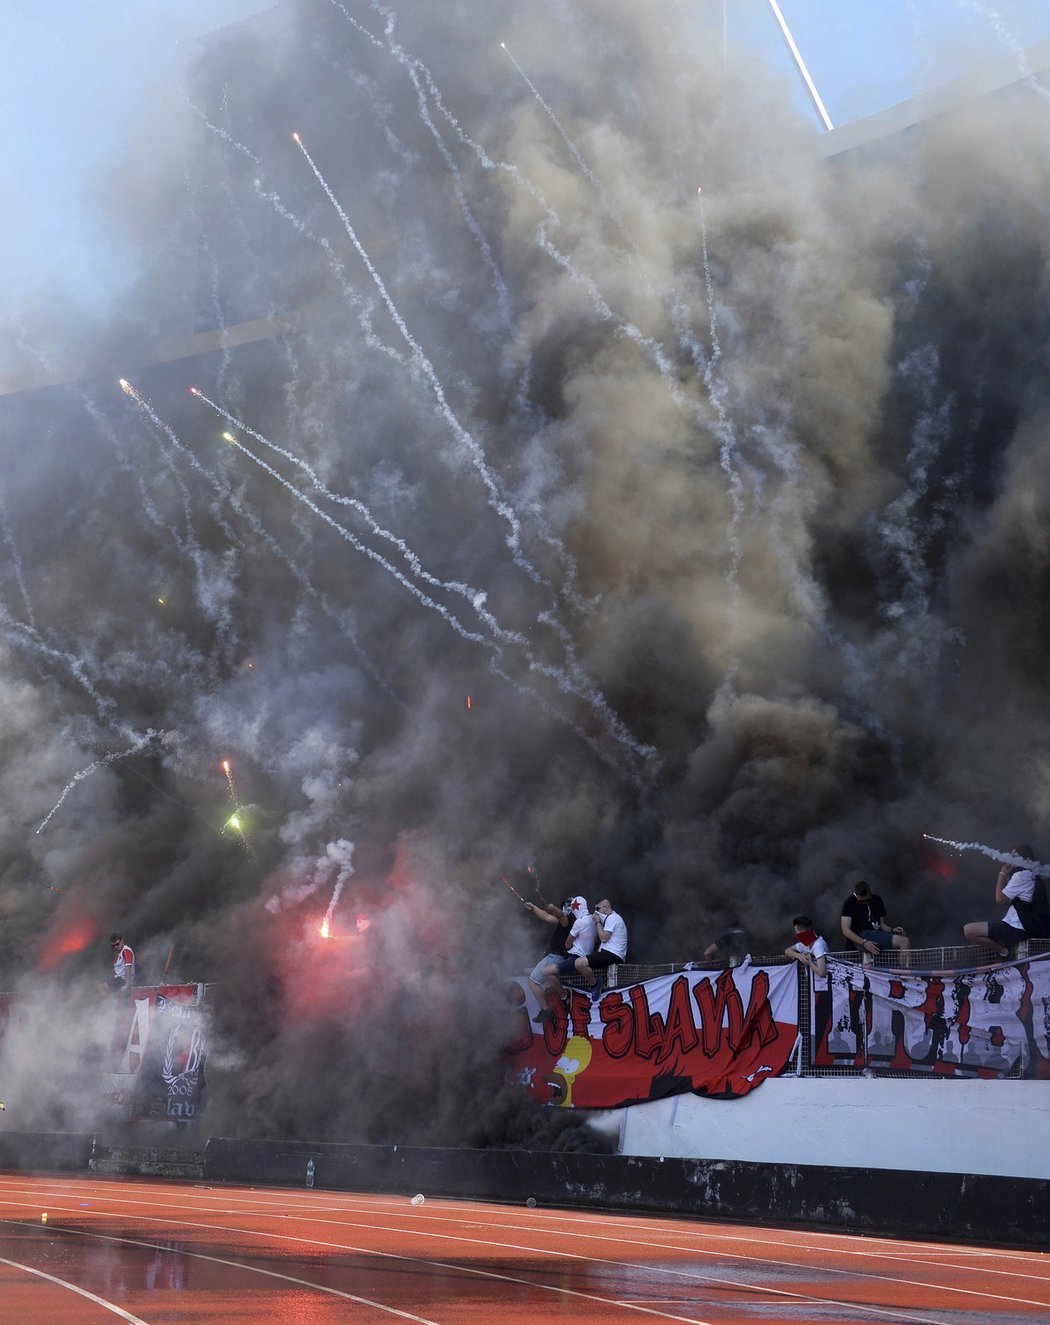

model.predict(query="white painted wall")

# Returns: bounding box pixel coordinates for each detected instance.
[614,1077,1050,1179]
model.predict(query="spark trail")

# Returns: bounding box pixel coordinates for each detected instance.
[195,388,522,645]
[330,0,516,338]
[216,411,652,765]
[36,730,160,834]
[213,413,496,651]
[222,758,239,806]
[224,811,255,861]
[116,379,390,696]
[499,40,635,252]
[290,132,543,585]
[327,3,588,602]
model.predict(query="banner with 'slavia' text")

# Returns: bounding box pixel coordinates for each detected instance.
[505,965,799,1108]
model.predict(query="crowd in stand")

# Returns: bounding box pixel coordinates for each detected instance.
[521,849,1050,1013]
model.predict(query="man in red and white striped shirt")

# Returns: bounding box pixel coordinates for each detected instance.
[109,933,135,990]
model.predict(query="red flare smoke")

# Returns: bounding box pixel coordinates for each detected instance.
[38,915,98,971]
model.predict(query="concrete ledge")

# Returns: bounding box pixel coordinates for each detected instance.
[203,1139,1049,1247]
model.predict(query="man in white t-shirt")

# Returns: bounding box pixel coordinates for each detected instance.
[574,898,628,1000]
[525,896,596,1026]
[963,844,1049,958]
[784,915,828,979]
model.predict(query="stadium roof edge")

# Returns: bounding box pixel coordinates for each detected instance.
[818,35,1050,158]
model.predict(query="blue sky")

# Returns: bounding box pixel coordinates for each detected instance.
[3,1,1050,318]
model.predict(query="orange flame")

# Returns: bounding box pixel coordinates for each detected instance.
[222,759,230,773]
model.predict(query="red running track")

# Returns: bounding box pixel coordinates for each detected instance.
[0,1172,1048,1323]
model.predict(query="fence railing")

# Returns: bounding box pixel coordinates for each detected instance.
[527,940,1049,1081]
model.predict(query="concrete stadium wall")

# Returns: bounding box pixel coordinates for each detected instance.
[615,1078,1050,1179]
[1,1128,1045,1246]
[202,1137,1049,1247]
[0,1131,94,1172]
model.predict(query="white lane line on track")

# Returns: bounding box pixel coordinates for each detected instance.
[0,1255,152,1323]
[0,1209,712,1325]
[2,1228,441,1324]
[24,1178,1045,1272]
[7,1181,1046,1311]
[0,1194,954,1325]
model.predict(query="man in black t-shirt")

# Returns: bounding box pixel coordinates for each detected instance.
[841,881,910,966]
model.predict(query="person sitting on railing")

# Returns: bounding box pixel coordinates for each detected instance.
[784,915,828,979]
[524,896,596,1027]
[963,844,1050,959]
[840,881,910,966]
[575,898,628,1000]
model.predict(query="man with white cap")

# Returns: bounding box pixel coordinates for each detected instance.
[524,896,596,1026]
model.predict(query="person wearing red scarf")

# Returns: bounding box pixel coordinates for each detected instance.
[784,914,828,978]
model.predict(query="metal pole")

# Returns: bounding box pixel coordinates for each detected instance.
[765,0,835,131]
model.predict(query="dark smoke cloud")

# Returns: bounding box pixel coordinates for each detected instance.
[1,0,1048,1143]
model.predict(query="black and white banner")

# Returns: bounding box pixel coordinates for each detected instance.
[811,954,1050,1078]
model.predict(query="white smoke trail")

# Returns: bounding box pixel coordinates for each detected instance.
[321,837,356,931]
[696,188,744,691]
[36,729,161,834]
[955,1,1050,103]
[218,422,498,651]
[291,132,544,586]
[0,493,37,629]
[499,39,636,252]
[192,388,516,637]
[114,380,392,696]
[221,424,650,760]
[923,834,1049,875]
[0,603,115,721]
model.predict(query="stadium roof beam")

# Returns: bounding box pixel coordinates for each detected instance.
[766,0,834,131]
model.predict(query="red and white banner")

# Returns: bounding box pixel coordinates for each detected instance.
[107,984,207,1122]
[811,954,1050,1078]
[506,966,799,1108]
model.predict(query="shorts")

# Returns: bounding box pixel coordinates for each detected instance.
[860,929,894,951]
[987,921,1026,948]
[589,949,625,971]
[529,953,563,984]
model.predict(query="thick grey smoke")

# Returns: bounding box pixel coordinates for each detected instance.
[1,0,1049,1143]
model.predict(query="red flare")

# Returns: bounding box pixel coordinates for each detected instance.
[38,916,98,971]
[189,386,200,396]
[466,695,472,710]
[292,132,301,144]
[319,916,330,939]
